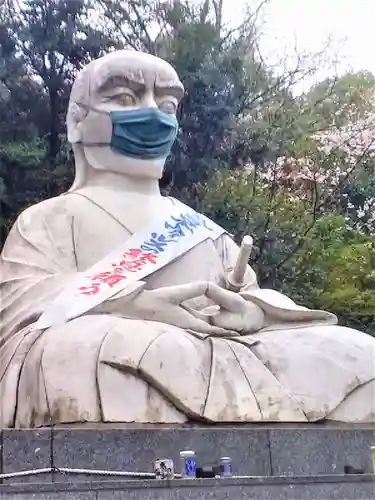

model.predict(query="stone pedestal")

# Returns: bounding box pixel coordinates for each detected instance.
[1,425,374,499]
[1,475,375,500]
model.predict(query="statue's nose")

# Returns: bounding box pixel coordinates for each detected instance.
[141,91,158,109]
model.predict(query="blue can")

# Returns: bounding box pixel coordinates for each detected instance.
[180,450,196,478]
[219,456,233,477]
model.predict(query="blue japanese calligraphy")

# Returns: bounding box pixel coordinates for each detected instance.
[140,232,174,253]
[140,210,211,254]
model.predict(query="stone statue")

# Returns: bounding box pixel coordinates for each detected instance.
[1,50,374,428]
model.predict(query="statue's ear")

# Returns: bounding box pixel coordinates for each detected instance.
[66,66,91,144]
[66,102,87,143]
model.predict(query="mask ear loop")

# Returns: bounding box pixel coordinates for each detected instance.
[74,101,109,116]
[73,102,112,147]
[75,141,110,147]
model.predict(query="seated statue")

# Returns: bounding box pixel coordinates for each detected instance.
[1,50,374,428]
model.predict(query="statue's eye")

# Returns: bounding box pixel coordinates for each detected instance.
[116,93,136,106]
[158,100,177,114]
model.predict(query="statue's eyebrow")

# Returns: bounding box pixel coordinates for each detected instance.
[97,74,146,94]
[96,71,184,100]
[154,83,184,100]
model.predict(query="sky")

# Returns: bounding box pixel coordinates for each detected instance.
[222,0,375,93]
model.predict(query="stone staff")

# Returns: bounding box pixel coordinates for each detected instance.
[227,235,253,292]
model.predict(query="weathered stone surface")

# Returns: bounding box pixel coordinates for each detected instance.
[97,481,375,500]
[0,430,2,484]
[2,430,52,483]
[52,427,271,478]
[0,475,374,500]
[2,426,375,484]
[269,427,375,475]
[1,494,95,500]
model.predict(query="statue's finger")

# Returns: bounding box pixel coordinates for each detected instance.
[187,318,230,335]
[179,306,240,336]
[177,307,230,335]
[180,304,210,322]
[210,310,244,332]
[156,282,209,304]
[206,283,245,312]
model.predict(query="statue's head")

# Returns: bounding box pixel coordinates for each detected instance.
[66,50,184,190]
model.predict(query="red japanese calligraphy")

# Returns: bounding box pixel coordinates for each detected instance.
[79,284,101,295]
[111,248,158,273]
[77,248,158,296]
[127,249,158,263]
[89,272,127,288]
[78,271,127,295]
[124,248,143,258]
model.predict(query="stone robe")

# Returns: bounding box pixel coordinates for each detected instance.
[1,188,374,427]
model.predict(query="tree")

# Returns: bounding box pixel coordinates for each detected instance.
[195,64,375,334]
[4,0,113,158]
[286,215,375,335]
[0,0,113,244]
[305,71,375,129]
[198,168,375,335]
[98,0,321,198]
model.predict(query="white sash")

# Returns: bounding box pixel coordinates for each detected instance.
[33,201,225,330]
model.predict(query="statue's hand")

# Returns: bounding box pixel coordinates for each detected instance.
[101,281,231,335]
[203,284,265,334]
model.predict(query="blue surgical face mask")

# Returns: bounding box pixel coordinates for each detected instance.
[76,104,179,160]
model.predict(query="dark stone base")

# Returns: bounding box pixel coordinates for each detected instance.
[0,475,374,500]
[1,424,374,486]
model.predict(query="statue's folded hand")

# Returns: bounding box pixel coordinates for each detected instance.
[96,281,231,335]
[202,284,265,334]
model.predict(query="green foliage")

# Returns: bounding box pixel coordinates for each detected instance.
[287,215,375,335]
[304,70,375,128]
[0,141,73,236]
[198,169,321,285]
[199,169,375,335]
[0,0,110,241]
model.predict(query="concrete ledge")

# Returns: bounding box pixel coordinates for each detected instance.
[0,475,374,500]
[2,429,52,483]
[52,427,271,478]
[269,428,375,476]
[1,425,374,485]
